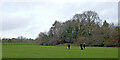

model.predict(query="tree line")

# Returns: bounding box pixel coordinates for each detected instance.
[2,36,35,43]
[35,11,120,47]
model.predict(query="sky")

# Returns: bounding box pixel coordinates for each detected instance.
[0,0,119,39]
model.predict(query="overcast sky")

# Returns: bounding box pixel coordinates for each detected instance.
[1,0,118,39]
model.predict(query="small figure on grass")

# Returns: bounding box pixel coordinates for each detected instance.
[83,43,85,49]
[80,43,83,50]
[67,43,70,49]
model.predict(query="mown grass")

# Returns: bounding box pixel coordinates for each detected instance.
[2,43,118,58]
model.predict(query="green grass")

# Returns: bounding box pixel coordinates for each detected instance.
[2,43,118,58]
[0,43,2,59]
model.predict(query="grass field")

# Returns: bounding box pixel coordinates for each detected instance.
[2,43,118,58]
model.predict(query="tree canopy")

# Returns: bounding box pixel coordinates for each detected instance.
[35,11,119,47]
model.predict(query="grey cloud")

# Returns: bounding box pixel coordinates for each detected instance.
[2,17,32,31]
[1,2,118,39]
[57,2,118,24]
[118,1,120,26]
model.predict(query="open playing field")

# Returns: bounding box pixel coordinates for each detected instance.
[2,43,118,58]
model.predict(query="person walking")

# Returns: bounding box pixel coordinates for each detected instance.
[80,43,83,50]
[67,43,70,49]
[83,43,85,49]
